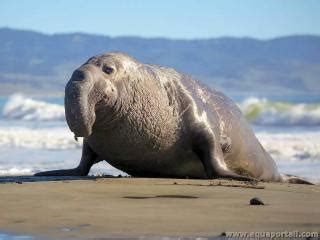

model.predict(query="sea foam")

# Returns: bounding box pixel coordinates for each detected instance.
[0,126,81,149]
[256,130,320,163]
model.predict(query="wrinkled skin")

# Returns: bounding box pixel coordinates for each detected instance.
[35,52,312,184]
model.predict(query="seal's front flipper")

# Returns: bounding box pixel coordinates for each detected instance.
[34,168,85,176]
[34,141,97,177]
[281,174,314,185]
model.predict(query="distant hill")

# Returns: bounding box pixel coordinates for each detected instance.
[0,28,319,96]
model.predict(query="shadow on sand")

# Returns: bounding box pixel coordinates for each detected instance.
[0,175,117,184]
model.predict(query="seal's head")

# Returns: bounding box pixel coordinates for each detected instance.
[65,52,139,137]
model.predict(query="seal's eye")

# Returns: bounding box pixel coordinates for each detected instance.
[102,65,114,74]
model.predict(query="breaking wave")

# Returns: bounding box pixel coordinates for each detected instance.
[240,97,320,126]
[2,94,65,121]
[2,94,320,126]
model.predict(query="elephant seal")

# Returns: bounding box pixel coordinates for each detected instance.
[35,52,311,184]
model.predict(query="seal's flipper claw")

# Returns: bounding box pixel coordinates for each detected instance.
[214,168,257,182]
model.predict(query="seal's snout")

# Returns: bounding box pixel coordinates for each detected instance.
[65,67,96,138]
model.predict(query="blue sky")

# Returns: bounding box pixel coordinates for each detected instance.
[0,0,319,39]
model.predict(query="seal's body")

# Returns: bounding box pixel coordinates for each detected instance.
[87,64,277,180]
[35,52,311,184]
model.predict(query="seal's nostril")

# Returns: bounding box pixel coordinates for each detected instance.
[72,70,85,81]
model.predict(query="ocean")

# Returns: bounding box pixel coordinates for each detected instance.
[0,93,319,182]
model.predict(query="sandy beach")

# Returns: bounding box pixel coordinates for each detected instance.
[0,177,319,239]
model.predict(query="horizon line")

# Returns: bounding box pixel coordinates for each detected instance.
[1,26,320,41]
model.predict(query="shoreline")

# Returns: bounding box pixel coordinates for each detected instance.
[0,178,319,239]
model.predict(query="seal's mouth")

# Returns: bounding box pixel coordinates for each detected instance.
[71,124,93,138]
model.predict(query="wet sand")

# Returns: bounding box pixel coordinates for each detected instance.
[0,177,319,239]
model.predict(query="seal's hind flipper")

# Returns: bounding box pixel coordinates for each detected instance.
[281,174,314,185]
